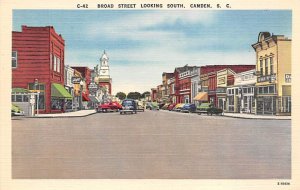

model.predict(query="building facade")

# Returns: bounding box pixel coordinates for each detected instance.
[252,32,291,115]
[12,25,71,114]
[64,65,75,111]
[96,50,112,99]
[190,67,200,105]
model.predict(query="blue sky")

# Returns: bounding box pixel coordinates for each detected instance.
[13,10,292,94]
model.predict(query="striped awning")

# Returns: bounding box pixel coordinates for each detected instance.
[193,92,208,101]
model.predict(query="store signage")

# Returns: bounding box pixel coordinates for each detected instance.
[257,74,276,83]
[216,87,226,93]
[218,77,225,85]
[285,74,291,83]
[71,77,82,84]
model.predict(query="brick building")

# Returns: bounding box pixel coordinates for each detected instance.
[12,25,71,114]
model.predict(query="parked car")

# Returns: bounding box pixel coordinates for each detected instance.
[161,103,170,110]
[173,103,185,112]
[11,103,25,116]
[136,100,145,112]
[207,107,223,115]
[196,103,211,115]
[97,101,122,113]
[167,103,177,111]
[158,103,165,109]
[120,99,137,114]
[196,103,223,115]
[181,103,196,113]
[150,102,160,110]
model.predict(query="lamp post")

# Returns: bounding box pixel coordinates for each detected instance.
[34,79,39,115]
[79,80,84,110]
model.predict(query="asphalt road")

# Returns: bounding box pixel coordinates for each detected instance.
[12,110,291,179]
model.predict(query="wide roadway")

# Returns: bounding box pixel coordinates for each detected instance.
[12,110,291,179]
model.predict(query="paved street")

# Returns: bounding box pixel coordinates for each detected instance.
[12,110,291,179]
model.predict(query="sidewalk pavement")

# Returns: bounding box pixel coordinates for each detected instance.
[223,112,291,120]
[25,109,291,120]
[30,110,97,118]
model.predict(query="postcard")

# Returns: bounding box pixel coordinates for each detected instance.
[0,0,299,189]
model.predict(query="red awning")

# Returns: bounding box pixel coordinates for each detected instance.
[82,93,90,101]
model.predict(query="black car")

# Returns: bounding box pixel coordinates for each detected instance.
[181,104,196,113]
[120,99,137,114]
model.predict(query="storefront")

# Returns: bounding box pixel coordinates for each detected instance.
[51,83,72,113]
[256,85,276,115]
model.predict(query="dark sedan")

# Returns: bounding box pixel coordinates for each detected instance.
[181,103,196,113]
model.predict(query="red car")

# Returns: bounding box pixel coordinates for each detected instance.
[97,101,122,113]
[167,103,177,111]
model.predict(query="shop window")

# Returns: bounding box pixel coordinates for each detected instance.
[263,86,268,94]
[269,86,275,94]
[259,87,263,94]
[12,51,17,68]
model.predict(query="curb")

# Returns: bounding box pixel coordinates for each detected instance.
[222,114,291,120]
[24,112,97,118]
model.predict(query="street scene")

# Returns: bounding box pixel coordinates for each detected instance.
[11,10,292,179]
[12,110,290,179]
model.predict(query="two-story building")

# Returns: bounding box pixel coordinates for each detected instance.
[12,25,72,114]
[252,32,291,115]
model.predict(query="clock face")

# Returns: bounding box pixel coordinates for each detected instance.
[102,70,106,74]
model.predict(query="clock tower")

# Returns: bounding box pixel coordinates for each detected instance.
[97,50,112,95]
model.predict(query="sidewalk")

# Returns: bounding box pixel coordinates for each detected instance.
[29,110,97,118]
[223,112,291,120]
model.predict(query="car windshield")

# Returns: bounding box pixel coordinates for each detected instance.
[122,100,133,106]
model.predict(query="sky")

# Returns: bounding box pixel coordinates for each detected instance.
[13,10,292,94]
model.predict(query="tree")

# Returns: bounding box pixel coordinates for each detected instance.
[127,92,141,100]
[115,92,126,100]
[141,91,150,99]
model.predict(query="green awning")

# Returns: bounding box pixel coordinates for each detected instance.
[12,88,30,93]
[51,83,72,99]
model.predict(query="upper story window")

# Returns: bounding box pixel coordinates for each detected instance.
[259,59,263,76]
[265,58,268,76]
[53,54,57,71]
[12,51,17,68]
[270,56,274,75]
[57,57,60,73]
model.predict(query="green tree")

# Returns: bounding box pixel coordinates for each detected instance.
[141,91,150,99]
[127,92,141,100]
[115,92,126,100]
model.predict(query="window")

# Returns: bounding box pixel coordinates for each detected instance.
[269,86,275,94]
[265,58,268,75]
[53,55,57,71]
[50,53,52,70]
[57,57,60,73]
[260,59,263,76]
[270,57,274,74]
[12,51,17,68]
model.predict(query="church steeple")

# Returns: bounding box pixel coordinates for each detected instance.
[99,50,110,78]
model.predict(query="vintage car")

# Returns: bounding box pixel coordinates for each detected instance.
[161,103,170,110]
[196,103,223,115]
[120,99,137,114]
[173,103,185,112]
[167,103,177,111]
[181,103,197,113]
[146,102,160,110]
[11,103,25,116]
[136,100,145,112]
[97,101,122,113]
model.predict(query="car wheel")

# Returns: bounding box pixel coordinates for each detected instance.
[120,112,122,115]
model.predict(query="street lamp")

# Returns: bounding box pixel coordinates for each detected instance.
[34,79,39,115]
[79,79,84,110]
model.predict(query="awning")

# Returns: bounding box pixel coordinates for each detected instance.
[193,92,208,101]
[12,88,30,93]
[51,83,72,99]
[88,95,99,103]
[82,93,90,101]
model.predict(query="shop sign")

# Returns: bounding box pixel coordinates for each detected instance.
[216,87,226,94]
[202,86,208,92]
[285,74,291,83]
[217,77,225,85]
[257,74,276,83]
[71,77,82,84]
